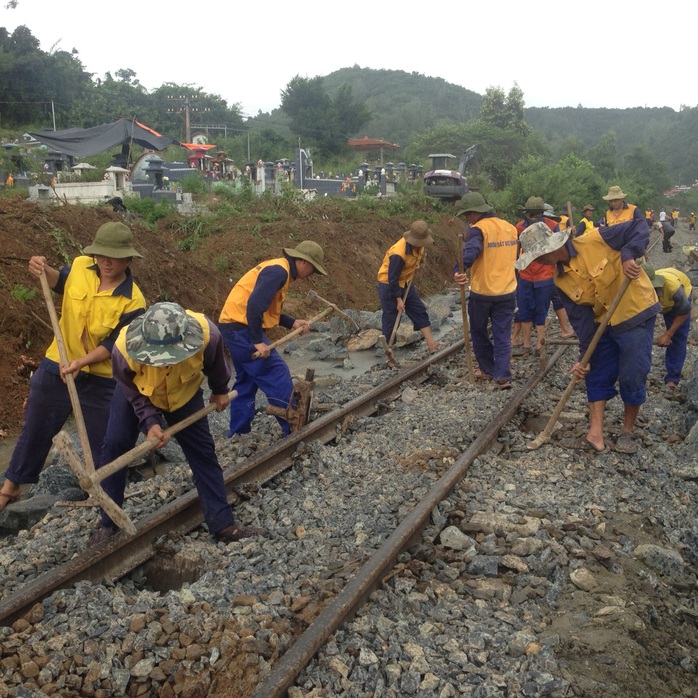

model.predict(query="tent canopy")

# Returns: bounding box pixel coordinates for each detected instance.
[28,118,178,158]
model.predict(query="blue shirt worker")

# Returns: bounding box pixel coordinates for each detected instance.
[0,223,146,512]
[516,219,660,455]
[453,193,518,388]
[92,302,263,545]
[218,241,327,437]
[642,265,692,391]
[377,221,442,363]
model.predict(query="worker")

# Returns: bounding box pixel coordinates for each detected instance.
[516,218,659,455]
[377,220,442,366]
[689,212,696,232]
[512,197,567,355]
[576,205,596,237]
[603,185,647,227]
[642,265,692,391]
[453,192,518,388]
[90,302,264,545]
[219,241,327,437]
[671,208,680,229]
[0,223,147,512]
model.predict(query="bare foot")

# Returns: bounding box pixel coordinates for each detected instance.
[560,329,574,338]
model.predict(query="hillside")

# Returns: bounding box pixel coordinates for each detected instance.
[0,195,462,440]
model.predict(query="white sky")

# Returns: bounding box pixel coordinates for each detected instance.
[3,1,695,118]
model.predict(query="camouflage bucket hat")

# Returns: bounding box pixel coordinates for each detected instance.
[82,222,142,258]
[515,221,571,271]
[125,302,204,367]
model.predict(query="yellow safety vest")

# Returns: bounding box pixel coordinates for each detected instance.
[554,230,658,326]
[468,217,518,296]
[115,310,210,413]
[377,238,424,287]
[219,258,291,329]
[654,268,692,314]
[605,203,638,227]
[45,256,146,378]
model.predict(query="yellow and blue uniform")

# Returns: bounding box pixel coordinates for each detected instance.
[653,268,692,386]
[553,219,660,405]
[605,202,644,227]
[4,256,146,487]
[99,315,237,535]
[219,255,299,436]
[458,212,518,381]
[377,238,431,340]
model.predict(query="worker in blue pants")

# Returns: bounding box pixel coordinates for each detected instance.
[218,241,328,437]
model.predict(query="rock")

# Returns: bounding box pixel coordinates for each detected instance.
[634,544,685,577]
[439,526,476,551]
[347,329,382,351]
[570,567,598,591]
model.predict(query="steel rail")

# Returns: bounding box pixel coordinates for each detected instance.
[0,342,464,626]
[250,345,569,698]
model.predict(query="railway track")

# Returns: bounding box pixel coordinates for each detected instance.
[0,341,570,692]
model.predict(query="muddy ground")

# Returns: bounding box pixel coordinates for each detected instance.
[0,194,462,439]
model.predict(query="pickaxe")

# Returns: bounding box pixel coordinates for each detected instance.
[307,290,359,331]
[53,390,238,534]
[251,291,357,359]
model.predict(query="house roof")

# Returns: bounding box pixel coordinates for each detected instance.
[347,136,400,152]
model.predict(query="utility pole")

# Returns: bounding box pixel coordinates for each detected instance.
[166,94,209,143]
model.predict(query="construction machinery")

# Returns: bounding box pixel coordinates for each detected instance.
[423,145,478,202]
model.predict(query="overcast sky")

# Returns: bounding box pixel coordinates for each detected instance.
[4,1,695,119]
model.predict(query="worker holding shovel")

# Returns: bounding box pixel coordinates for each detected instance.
[0,223,146,513]
[516,218,660,455]
[453,193,518,389]
[90,302,264,545]
[376,220,442,367]
[218,241,328,437]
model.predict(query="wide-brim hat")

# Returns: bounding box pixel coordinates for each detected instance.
[125,302,204,367]
[284,240,328,275]
[524,196,545,213]
[403,220,434,247]
[582,204,595,212]
[82,222,142,258]
[602,185,626,200]
[456,192,493,216]
[642,264,665,289]
[515,221,571,271]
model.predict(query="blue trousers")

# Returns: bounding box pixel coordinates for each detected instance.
[220,327,294,436]
[4,365,114,485]
[97,386,234,535]
[468,296,516,381]
[516,278,553,325]
[586,317,656,404]
[377,281,431,340]
[661,310,690,384]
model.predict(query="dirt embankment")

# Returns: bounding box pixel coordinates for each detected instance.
[0,196,462,439]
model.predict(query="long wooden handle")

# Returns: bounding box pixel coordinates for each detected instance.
[39,270,95,472]
[530,271,635,449]
[457,226,476,383]
[94,389,238,483]
[251,307,333,359]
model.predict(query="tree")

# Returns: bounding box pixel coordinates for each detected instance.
[479,83,531,136]
[281,75,370,158]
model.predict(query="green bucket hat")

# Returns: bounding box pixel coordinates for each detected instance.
[642,264,665,289]
[82,222,142,258]
[284,240,328,275]
[456,192,494,216]
[403,220,434,247]
[125,302,204,367]
[524,196,545,213]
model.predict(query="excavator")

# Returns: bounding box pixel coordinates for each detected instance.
[423,145,478,202]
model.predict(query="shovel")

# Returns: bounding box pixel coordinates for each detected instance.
[457,226,476,383]
[378,278,413,368]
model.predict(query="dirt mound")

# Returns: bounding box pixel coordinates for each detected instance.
[0,195,462,439]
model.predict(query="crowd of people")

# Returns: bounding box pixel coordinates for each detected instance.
[0,184,692,541]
